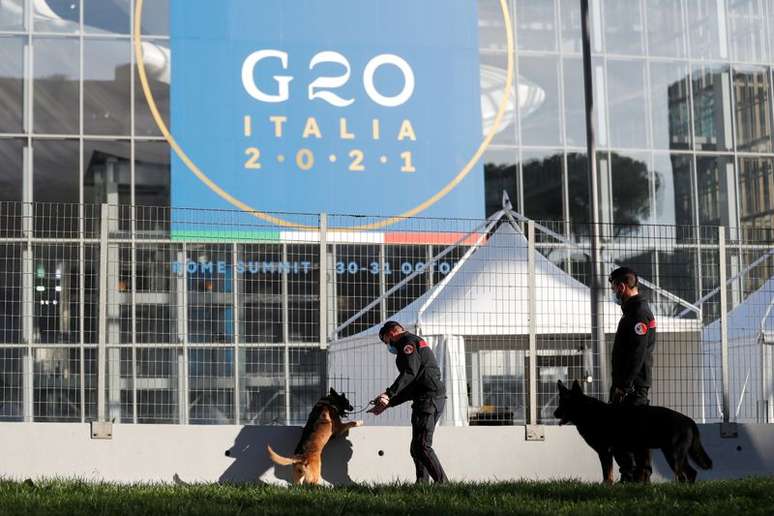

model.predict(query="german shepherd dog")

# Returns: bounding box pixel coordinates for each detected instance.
[554,380,712,483]
[267,388,363,485]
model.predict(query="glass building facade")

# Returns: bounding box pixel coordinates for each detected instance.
[0,1,773,425]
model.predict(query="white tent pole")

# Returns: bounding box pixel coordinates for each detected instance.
[333,210,505,338]
[527,220,538,425]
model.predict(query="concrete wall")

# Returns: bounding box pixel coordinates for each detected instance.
[1,423,772,484]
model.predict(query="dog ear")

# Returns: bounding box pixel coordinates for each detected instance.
[557,380,567,393]
[329,387,336,396]
[571,380,583,394]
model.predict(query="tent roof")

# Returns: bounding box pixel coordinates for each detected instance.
[333,222,700,344]
[703,277,774,343]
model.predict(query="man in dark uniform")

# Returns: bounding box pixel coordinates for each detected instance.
[608,266,657,482]
[368,321,448,483]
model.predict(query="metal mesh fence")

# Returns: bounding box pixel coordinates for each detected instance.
[0,201,772,426]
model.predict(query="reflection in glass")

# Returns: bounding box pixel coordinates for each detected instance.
[83,140,131,206]
[653,153,695,228]
[560,0,601,53]
[645,0,687,57]
[33,139,79,238]
[84,0,130,34]
[34,0,79,33]
[603,0,644,55]
[566,152,589,230]
[0,138,23,203]
[649,61,691,150]
[738,157,774,235]
[478,0,508,53]
[686,0,728,60]
[140,0,169,36]
[134,141,171,232]
[519,55,560,146]
[562,57,603,148]
[32,245,80,344]
[0,37,24,133]
[287,244,319,344]
[692,64,734,151]
[607,60,648,149]
[733,66,772,153]
[515,0,557,51]
[0,245,22,346]
[727,0,769,63]
[0,0,24,30]
[610,152,651,225]
[480,54,516,146]
[135,41,170,136]
[33,37,79,134]
[696,155,736,227]
[240,245,282,344]
[521,150,563,221]
[484,149,518,217]
[84,39,131,135]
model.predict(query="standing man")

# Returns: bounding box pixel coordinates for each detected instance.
[368,321,448,484]
[608,266,657,482]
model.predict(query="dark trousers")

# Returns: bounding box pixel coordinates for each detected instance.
[410,397,448,483]
[609,386,652,482]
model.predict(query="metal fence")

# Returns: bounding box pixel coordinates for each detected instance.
[0,201,772,426]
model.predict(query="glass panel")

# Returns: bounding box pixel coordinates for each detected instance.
[478,0,509,53]
[187,245,234,344]
[562,57,604,148]
[140,0,169,36]
[335,244,381,338]
[692,64,734,152]
[239,347,285,424]
[134,141,171,234]
[733,66,772,153]
[727,0,769,62]
[645,0,687,57]
[738,157,774,235]
[84,39,131,135]
[653,153,695,228]
[33,347,82,421]
[385,244,428,316]
[686,0,728,60]
[287,244,319,344]
[560,0,601,54]
[696,155,736,227]
[607,59,648,149]
[0,245,22,345]
[136,245,179,343]
[135,40,170,136]
[519,55,561,146]
[288,348,326,425]
[483,148,518,217]
[566,151,589,232]
[33,37,79,134]
[32,244,80,344]
[188,347,235,424]
[84,0,131,35]
[610,151,651,225]
[239,244,283,344]
[521,149,564,222]
[135,347,180,423]
[0,138,23,203]
[0,348,23,421]
[33,139,79,238]
[603,0,645,55]
[34,0,80,33]
[0,0,24,30]
[515,0,557,51]
[0,37,24,133]
[649,61,691,150]
[481,53,516,146]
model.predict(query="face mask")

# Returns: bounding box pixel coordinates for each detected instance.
[387,343,398,355]
[610,291,622,306]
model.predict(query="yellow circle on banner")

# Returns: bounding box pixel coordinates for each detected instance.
[133,0,514,230]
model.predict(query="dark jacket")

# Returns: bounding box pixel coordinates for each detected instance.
[385,332,445,407]
[611,294,656,391]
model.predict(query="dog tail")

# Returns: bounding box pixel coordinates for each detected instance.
[267,445,303,466]
[689,424,713,470]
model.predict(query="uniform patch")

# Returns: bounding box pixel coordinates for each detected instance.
[634,322,648,336]
[403,344,415,355]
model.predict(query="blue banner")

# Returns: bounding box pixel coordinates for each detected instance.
[171,0,483,225]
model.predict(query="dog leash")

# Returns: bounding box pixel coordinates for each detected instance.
[346,400,375,416]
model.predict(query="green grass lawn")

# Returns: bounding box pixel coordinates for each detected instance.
[1,478,773,516]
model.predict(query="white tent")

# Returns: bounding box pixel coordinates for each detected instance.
[328,218,701,426]
[702,277,774,423]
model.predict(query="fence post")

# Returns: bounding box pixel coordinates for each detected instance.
[718,226,730,425]
[527,220,538,427]
[282,243,291,425]
[319,213,328,349]
[97,203,109,423]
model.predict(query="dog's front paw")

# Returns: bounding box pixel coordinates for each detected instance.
[355,420,364,427]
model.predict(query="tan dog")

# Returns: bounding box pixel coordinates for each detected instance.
[267,388,363,484]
